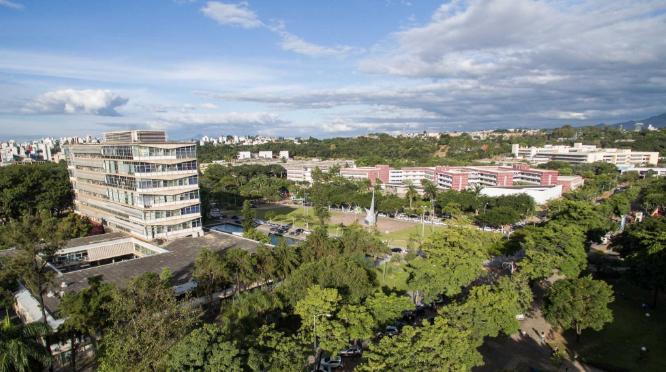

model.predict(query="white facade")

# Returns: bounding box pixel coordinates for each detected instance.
[480,185,563,205]
[258,151,273,159]
[279,150,289,160]
[65,130,203,241]
[237,151,251,160]
[512,143,658,166]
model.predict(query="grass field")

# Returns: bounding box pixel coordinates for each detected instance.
[375,259,411,292]
[566,279,666,372]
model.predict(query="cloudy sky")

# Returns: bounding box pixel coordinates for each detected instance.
[1,0,665,139]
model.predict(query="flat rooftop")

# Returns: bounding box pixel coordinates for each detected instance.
[44,231,260,313]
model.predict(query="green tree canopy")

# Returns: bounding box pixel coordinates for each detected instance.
[544,276,614,340]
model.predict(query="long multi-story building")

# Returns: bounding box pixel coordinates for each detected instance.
[65,130,203,241]
[512,143,659,166]
[340,163,573,192]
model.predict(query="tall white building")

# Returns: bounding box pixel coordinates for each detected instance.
[65,130,203,241]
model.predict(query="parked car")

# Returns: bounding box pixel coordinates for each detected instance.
[385,325,399,336]
[340,345,362,357]
[320,356,343,369]
[390,247,404,254]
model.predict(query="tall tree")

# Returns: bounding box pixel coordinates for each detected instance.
[224,247,256,297]
[58,276,114,367]
[5,211,66,362]
[612,216,666,307]
[518,222,588,280]
[408,229,488,302]
[98,273,200,371]
[166,324,242,372]
[241,200,255,232]
[193,247,229,303]
[359,317,483,371]
[272,238,299,281]
[544,276,614,342]
[440,277,533,342]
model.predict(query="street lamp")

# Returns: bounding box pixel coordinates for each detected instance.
[313,313,332,354]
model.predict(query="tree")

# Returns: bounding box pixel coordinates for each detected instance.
[0,317,51,372]
[338,225,387,258]
[255,244,277,285]
[224,247,256,297]
[612,216,666,307]
[246,325,309,372]
[98,273,200,371]
[337,304,375,344]
[272,238,299,281]
[359,317,483,371]
[544,276,614,342]
[166,324,242,372]
[279,256,374,306]
[475,206,521,227]
[241,200,255,232]
[441,277,532,342]
[407,229,488,302]
[420,179,438,201]
[4,211,65,362]
[0,162,73,221]
[294,285,345,354]
[193,248,229,304]
[547,199,610,241]
[405,182,418,209]
[58,276,114,367]
[364,292,414,328]
[518,222,588,280]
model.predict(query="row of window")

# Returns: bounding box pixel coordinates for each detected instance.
[136,176,198,189]
[133,160,197,173]
[145,205,200,220]
[102,145,197,159]
[141,190,199,206]
[149,218,202,234]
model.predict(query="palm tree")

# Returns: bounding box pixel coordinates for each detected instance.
[0,316,51,372]
[273,239,299,280]
[405,182,418,209]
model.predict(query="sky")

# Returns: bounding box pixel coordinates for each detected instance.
[1,0,665,140]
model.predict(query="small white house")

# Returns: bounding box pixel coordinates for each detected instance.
[237,151,251,160]
[258,151,273,159]
[279,150,289,160]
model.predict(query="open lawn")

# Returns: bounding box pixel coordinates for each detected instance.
[564,279,666,372]
[375,259,411,292]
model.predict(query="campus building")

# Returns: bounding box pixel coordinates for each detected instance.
[64,130,203,241]
[284,159,356,183]
[340,163,571,191]
[511,143,659,166]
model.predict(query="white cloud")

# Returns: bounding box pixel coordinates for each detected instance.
[0,50,273,87]
[149,111,286,129]
[361,0,666,78]
[24,89,129,116]
[201,1,263,28]
[201,2,356,57]
[0,0,23,9]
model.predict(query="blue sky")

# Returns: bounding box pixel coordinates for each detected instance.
[1,0,665,139]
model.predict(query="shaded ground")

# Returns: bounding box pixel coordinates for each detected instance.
[562,280,666,372]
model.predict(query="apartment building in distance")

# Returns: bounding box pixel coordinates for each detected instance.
[284,159,356,183]
[512,143,659,166]
[65,130,203,241]
[340,163,573,191]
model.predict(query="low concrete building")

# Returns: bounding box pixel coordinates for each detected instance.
[480,185,563,205]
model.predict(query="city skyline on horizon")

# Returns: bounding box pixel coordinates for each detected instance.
[1,0,666,139]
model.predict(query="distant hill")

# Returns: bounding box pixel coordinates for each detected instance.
[611,112,666,129]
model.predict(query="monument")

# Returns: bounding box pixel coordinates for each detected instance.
[364,188,378,227]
